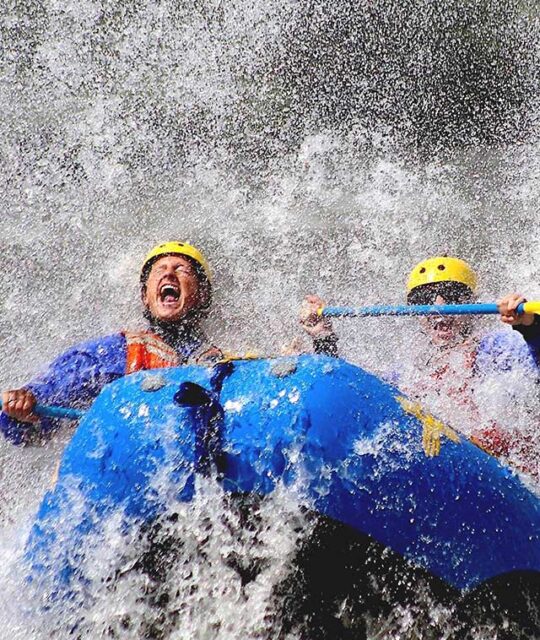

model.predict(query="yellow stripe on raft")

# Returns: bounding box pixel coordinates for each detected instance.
[396,396,460,457]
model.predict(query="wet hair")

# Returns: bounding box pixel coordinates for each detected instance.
[407,281,474,306]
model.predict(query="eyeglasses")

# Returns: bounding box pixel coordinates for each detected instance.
[407,282,474,306]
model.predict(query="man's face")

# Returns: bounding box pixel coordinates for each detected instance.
[408,282,474,348]
[419,294,472,347]
[142,255,205,323]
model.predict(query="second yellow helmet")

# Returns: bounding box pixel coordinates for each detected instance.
[407,256,477,293]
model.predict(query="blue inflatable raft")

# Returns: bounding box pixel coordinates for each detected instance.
[25,356,540,626]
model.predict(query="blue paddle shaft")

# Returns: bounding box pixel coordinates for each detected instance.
[321,302,526,318]
[1,300,533,419]
[0,400,84,420]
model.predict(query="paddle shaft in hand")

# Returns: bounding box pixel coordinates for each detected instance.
[319,301,540,318]
[0,400,84,420]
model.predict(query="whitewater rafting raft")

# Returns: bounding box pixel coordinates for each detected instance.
[25,355,540,633]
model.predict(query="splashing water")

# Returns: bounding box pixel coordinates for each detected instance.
[0,1,539,637]
[2,479,311,640]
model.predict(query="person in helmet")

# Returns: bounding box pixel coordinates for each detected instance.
[406,256,539,360]
[300,257,539,364]
[404,256,539,471]
[300,257,539,474]
[0,242,222,444]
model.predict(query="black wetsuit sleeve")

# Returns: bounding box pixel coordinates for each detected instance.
[313,333,339,358]
[513,315,540,367]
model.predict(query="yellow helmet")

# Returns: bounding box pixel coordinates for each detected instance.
[141,241,211,283]
[406,256,477,293]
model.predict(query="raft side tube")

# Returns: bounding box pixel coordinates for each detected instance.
[25,356,540,596]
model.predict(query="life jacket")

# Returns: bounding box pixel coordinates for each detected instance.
[470,424,512,459]
[403,340,480,431]
[472,427,538,480]
[407,340,525,465]
[426,340,478,404]
[123,331,223,374]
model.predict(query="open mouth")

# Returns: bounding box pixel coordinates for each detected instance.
[428,318,454,334]
[159,283,181,303]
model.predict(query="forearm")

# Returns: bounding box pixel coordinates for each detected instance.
[513,315,540,366]
[0,335,126,443]
[313,333,339,358]
[0,363,98,445]
[24,335,126,407]
[0,413,47,445]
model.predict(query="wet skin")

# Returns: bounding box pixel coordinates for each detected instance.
[142,254,206,324]
[420,292,535,348]
[419,294,473,347]
[497,293,535,327]
[0,254,208,424]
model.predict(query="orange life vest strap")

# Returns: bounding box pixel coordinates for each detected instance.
[123,331,180,374]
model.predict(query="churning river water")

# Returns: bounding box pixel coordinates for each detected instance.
[0,1,539,638]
